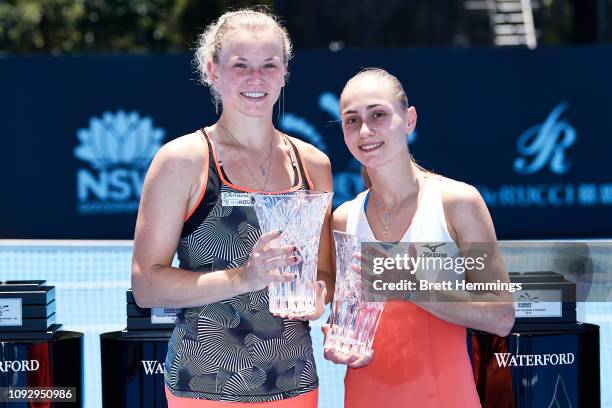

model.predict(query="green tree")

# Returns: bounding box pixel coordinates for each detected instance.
[0,0,273,54]
[0,0,609,54]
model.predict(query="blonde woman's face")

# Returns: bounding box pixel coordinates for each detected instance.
[340,75,413,168]
[210,27,286,118]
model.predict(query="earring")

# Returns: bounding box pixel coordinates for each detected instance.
[277,87,285,122]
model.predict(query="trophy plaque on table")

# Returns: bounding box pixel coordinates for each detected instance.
[509,271,577,329]
[0,280,61,339]
[124,289,179,337]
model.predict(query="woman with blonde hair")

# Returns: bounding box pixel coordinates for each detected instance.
[131,8,333,407]
[325,68,515,407]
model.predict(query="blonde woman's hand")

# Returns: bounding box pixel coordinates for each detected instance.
[274,280,327,321]
[238,230,301,292]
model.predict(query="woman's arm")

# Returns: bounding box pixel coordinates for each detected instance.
[413,181,515,337]
[131,134,297,308]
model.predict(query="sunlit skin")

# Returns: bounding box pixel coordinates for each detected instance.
[208,27,287,126]
[324,74,515,368]
[131,25,334,323]
[340,76,417,172]
[206,27,329,320]
[205,27,292,184]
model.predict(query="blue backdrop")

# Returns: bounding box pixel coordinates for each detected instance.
[2,46,611,239]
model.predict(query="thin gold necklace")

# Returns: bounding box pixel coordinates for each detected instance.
[216,123,275,190]
[217,123,274,177]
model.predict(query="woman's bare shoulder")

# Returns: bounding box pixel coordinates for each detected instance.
[427,174,480,205]
[152,131,208,175]
[433,174,495,240]
[159,131,206,161]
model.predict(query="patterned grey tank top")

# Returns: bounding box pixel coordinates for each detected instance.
[164,129,319,402]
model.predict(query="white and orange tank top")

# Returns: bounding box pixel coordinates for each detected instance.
[343,176,481,408]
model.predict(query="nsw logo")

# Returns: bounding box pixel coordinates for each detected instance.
[513,102,576,175]
[74,110,165,214]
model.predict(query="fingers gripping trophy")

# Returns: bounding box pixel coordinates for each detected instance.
[252,191,333,315]
[324,231,385,365]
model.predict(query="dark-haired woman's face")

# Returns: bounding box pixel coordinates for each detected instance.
[340,76,412,168]
[210,27,286,118]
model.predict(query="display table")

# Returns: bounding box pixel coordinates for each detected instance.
[100,323,600,408]
[469,323,600,408]
[100,331,171,408]
[0,331,83,407]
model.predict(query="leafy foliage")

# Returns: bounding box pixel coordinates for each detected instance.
[0,0,273,53]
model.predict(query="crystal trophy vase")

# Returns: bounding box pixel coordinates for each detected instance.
[252,190,332,314]
[325,230,385,358]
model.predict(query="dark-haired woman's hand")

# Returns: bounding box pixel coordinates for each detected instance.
[321,324,374,368]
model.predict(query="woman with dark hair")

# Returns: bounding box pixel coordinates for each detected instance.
[325,68,515,407]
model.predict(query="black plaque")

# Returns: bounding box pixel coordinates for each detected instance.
[509,271,576,325]
[469,323,599,408]
[0,331,84,407]
[100,331,170,408]
[125,289,178,332]
[1,281,58,335]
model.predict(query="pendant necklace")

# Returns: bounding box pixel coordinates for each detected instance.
[216,123,275,190]
[372,178,420,236]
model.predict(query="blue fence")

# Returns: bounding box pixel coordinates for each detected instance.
[1,241,611,407]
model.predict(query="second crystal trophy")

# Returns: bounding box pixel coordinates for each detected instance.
[252,190,332,314]
[325,230,385,358]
